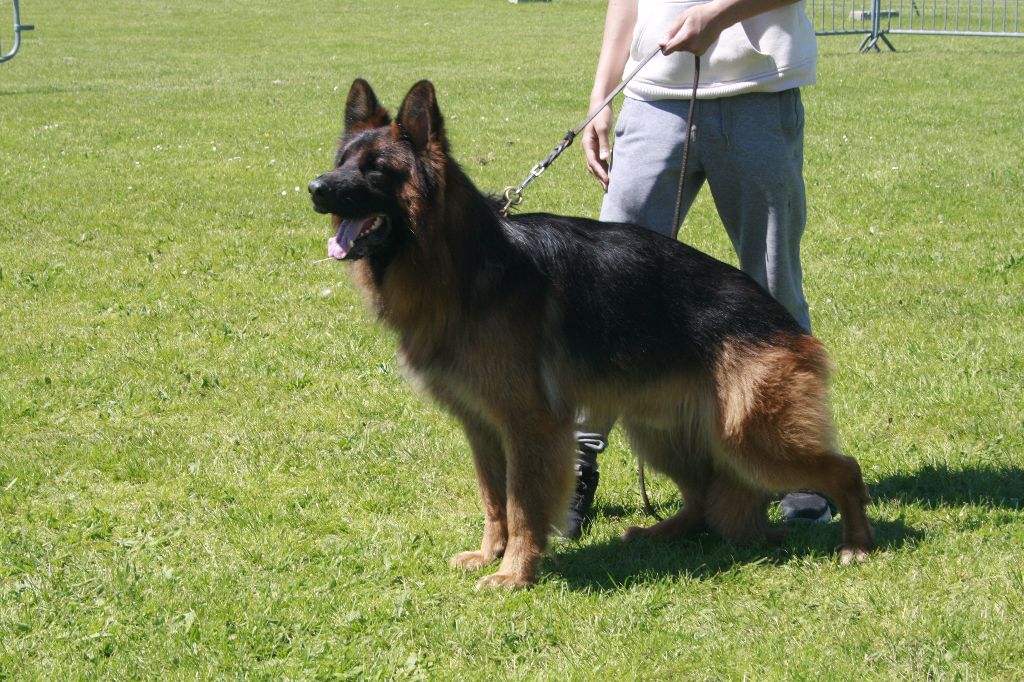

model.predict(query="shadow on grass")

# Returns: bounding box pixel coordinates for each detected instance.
[870,463,1023,509]
[550,517,919,591]
[0,86,75,97]
[550,463,1022,589]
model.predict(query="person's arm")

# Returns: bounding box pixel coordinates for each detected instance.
[659,0,801,55]
[582,0,637,190]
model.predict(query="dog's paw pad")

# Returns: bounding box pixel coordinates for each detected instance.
[621,525,650,543]
[450,551,492,571]
[836,544,871,565]
[618,524,643,540]
[474,572,532,591]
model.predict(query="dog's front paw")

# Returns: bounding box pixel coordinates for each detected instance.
[450,550,497,571]
[475,572,533,591]
[836,544,872,565]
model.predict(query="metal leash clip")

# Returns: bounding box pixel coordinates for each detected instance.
[501,129,577,216]
[501,186,524,214]
[499,46,665,216]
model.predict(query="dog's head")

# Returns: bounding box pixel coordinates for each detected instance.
[309,79,448,261]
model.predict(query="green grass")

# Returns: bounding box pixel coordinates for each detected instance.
[2,0,1022,678]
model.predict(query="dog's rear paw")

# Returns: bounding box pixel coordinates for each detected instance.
[450,550,496,571]
[475,572,533,591]
[836,544,872,565]
[621,525,651,543]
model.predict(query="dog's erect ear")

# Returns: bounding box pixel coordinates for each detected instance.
[394,80,447,153]
[344,78,391,135]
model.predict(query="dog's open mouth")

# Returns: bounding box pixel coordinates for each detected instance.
[328,214,389,260]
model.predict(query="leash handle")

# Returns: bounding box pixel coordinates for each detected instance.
[502,45,665,215]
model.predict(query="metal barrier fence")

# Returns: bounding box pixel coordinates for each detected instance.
[809,0,1023,50]
[1,0,34,63]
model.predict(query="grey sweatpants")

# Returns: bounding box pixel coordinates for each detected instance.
[601,90,811,331]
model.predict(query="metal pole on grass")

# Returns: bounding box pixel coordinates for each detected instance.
[859,0,898,50]
[1,0,35,64]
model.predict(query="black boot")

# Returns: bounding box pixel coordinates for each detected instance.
[562,432,606,540]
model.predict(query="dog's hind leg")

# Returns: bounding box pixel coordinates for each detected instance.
[764,451,874,564]
[714,338,875,562]
[475,411,576,590]
[815,453,873,564]
[724,447,873,562]
[621,495,708,543]
[702,470,777,546]
[449,414,509,572]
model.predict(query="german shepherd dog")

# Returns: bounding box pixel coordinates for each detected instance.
[308,79,874,589]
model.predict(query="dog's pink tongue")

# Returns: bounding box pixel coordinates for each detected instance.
[328,218,367,259]
[327,236,346,260]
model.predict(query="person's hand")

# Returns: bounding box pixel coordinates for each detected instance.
[659,4,724,56]
[582,105,613,191]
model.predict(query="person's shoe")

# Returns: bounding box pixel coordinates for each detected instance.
[780,490,835,524]
[561,432,606,540]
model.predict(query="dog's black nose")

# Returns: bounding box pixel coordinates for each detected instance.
[308,177,327,198]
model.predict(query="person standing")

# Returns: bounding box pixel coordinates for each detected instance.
[564,0,832,539]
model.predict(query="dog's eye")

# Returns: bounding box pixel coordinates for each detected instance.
[363,156,391,182]
[366,169,388,185]
[363,155,385,172]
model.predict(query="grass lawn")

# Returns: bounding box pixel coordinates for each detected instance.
[1,0,1022,678]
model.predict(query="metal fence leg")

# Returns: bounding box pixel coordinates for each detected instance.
[858,0,896,52]
[1,0,35,64]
